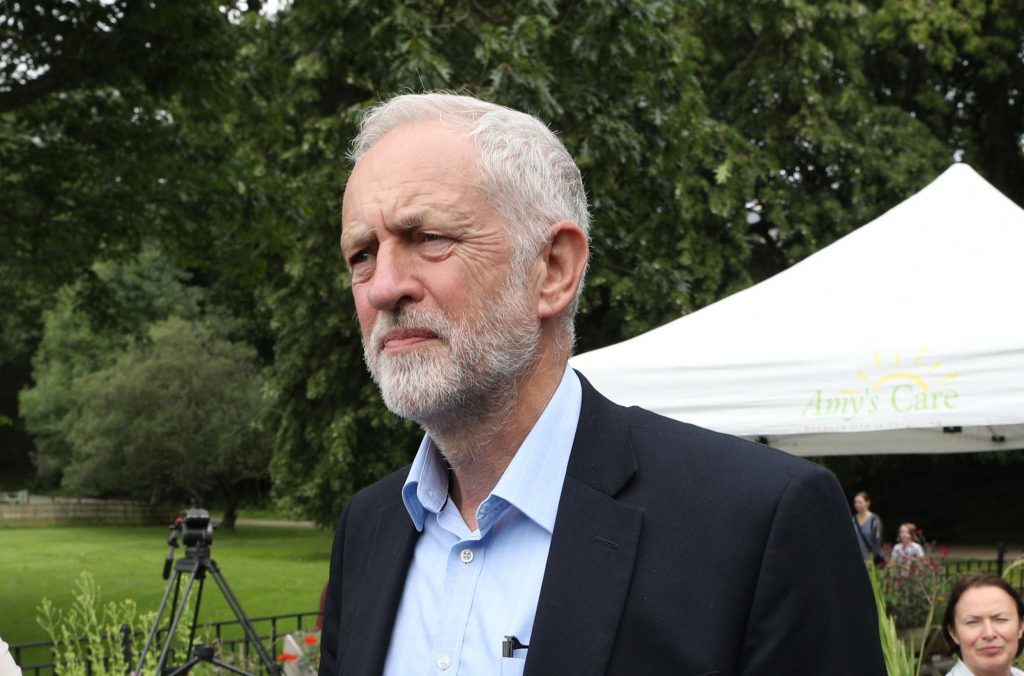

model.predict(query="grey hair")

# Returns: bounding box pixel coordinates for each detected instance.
[348,92,590,354]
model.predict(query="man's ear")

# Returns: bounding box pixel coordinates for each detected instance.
[536,220,589,319]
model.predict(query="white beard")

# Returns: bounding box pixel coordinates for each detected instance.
[362,274,541,433]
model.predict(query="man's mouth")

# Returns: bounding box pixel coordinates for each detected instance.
[381,328,439,351]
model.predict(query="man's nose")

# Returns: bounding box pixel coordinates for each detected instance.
[366,243,422,310]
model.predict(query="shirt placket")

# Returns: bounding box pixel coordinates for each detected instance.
[432,537,486,674]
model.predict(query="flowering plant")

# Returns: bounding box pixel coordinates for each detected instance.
[877,540,951,630]
[277,631,320,675]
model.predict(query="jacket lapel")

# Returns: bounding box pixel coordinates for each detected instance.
[342,496,418,675]
[525,374,642,675]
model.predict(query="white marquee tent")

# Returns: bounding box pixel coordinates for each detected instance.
[570,164,1024,455]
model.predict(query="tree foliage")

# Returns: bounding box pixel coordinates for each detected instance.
[0,0,252,360]
[19,246,205,482]
[63,317,270,529]
[256,0,977,523]
[2,1,279,484]
[257,0,744,523]
[867,0,1024,204]
[19,244,272,526]
[693,0,951,286]
[5,0,1022,527]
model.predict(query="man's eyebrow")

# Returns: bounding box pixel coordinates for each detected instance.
[391,210,432,231]
[341,227,376,253]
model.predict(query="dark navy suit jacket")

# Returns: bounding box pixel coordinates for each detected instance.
[320,374,885,675]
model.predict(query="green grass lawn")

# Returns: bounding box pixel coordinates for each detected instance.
[0,523,333,646]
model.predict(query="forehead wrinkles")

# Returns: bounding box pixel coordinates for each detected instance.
[385,177,477,218]
[341,122,509,248]
[345,170,498,233]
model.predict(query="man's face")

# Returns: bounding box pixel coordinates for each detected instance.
[340,121,542,426]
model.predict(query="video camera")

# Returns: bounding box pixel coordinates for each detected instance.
[180,507,214,547]
[163,508,214,579]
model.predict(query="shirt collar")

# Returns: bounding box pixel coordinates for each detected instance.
[401,364,581,534]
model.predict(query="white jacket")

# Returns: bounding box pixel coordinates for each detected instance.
[0,637,23,676]
[946,658,1024,676]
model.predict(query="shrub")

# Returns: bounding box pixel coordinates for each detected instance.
[37,572,156,676]
[877,541,952,630]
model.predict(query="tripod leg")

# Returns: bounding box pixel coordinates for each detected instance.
[165,654,251,676]
[135,566,185,673]
[165,655,201,676]
[207,657,253,675]
[205,561,280,675]
[185,576,206,658]
[156,562,202,674]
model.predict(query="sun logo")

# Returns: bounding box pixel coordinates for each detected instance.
[803,349,961,420]
[846,348,960,397]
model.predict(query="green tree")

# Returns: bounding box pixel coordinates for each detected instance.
[0,0,248,361]
[868,0,1024,205]
[63,317,270,529]
[19,246,204,484]
[252,0,977,523]
[2,2,280,484]
[9,0,1020,526]
[254,0,724,523]
[692,0,951,289]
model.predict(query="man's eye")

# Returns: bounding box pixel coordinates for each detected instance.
[349,250,371,266]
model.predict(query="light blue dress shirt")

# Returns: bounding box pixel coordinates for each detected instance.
[382,365,582,676]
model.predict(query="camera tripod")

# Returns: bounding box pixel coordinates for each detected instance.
[134,521,279,674]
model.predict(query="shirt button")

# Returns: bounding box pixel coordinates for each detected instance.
[437,655,451,670]
[459,548,474,563]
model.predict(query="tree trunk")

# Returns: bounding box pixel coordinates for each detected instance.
[221,491,239,531]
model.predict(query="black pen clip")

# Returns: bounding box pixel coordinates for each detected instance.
[502,635,529,658]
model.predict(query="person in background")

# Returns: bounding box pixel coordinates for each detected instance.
[942,572,1024,676]
[853,491,885,565]
[891,522,925,566]
[0,635,23,676]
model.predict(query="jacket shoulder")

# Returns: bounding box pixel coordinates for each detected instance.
[337,465,409,526]
[627,403,824,481]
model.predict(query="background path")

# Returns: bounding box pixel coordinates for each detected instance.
[235,517,316,528]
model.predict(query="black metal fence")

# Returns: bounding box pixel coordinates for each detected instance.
[943,547,1024,592]
[10,610,321,675]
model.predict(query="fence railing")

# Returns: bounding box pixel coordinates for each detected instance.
[946,558,1024,589]
[10,610,321,675]
[0,492,177,526]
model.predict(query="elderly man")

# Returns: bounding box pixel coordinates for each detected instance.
[321,93,885,675]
